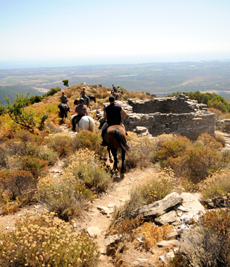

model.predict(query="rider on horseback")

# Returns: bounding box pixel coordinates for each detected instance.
[80,87,90,106]
[100,95,127,146]
[72,98,89,131]
[59,92,70,118]
[60,92,68,104]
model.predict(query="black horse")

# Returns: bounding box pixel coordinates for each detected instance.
[89,95,96,103]
[58,103,70,120]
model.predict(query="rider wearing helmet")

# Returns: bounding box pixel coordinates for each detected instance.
[100,95,127,146]
[72,98,89,131]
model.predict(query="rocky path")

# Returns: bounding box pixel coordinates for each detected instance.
[80,168,157,267]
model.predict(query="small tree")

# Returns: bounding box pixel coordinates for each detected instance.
[0,102,6,115]
[6,93,47,130]
[62,80,69,87]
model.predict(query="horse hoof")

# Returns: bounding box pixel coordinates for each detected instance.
[120,173,125,179]
[110,159,113,163]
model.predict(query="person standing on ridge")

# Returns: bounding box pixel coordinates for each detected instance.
[100,95,127,146]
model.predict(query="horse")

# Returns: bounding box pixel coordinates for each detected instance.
[88,95,96,103]
[74,98,90,107]
[104,125,130,178]
[111,91,122,100]
[71,115,94,132]
[58,103,70,120]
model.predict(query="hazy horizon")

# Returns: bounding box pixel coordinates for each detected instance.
[1,0,230,70]
[1,51,230,70]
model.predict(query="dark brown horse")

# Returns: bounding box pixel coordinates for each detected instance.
[89,95,96,102]
[58,103,70,120]
[104,125,130,177]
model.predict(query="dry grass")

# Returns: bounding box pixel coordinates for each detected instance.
[198,170,230,199]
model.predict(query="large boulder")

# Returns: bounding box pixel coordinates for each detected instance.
[130,192,183,219]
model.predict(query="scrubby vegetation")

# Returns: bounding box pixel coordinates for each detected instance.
[155,134,228,184]
[0,211,100,267]
[37,149,111,221]
[0,83,230,266]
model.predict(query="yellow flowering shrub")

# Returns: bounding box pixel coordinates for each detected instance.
[136,222,174,250]
[0,211,100,267]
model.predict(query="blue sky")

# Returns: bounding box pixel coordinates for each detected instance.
[1,0,230,68]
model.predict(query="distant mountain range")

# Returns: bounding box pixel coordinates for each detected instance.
[1,61,230,105]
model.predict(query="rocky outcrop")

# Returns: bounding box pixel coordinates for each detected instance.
[130,192,183,219]
[96,94,216,140]
[104,192,207,266]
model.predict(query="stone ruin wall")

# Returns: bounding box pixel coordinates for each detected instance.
[117,94,216,140]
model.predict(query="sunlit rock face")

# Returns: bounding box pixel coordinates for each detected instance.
[124,94,215,140]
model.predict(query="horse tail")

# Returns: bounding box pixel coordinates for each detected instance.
[114,128,130,152]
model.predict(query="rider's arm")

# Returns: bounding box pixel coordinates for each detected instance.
[121,108,127,123]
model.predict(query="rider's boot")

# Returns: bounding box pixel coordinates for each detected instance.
[100,128,108,146]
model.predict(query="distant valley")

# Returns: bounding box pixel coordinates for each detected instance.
[1,61,230,104]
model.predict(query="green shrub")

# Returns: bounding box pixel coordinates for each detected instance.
[38,148,59,166]
[0,211,100,267]
[72,130,107,158]
[20,156,48,178]
[169,145,223,183]
[44,87,61,97]
[46,133,73,157]
[64,149,111,193]
[155,135,227,183]
[14,129,43,144]
[155,136,191,167]
[37,176,94,221]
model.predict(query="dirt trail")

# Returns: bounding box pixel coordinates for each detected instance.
[81,168,156,267]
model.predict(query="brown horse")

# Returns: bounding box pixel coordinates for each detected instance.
[111,90,124,100]
[104,125,130,177]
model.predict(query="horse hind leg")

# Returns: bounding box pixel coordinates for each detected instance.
[120,149,126,178]
[112,149,118,171]
[107,147,113,163]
